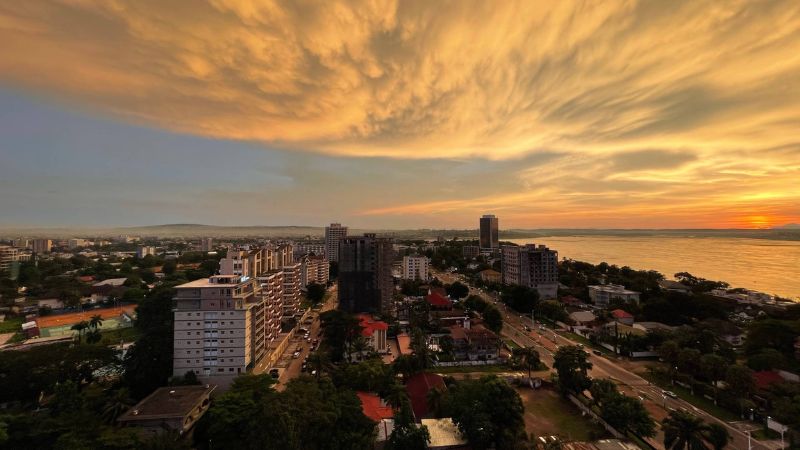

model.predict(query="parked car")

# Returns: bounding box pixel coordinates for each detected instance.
[269,368,280,379]
[593,350,602,356]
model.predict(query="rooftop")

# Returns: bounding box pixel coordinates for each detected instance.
[421,418,467,447]
[176,275,246,288]
[92,277,127,287]
[406,372,445,421]
[425,292,452,308]
[117,385,215,422]
[611,309,634,319]
[358,314,388,337]
[356,391,394,422]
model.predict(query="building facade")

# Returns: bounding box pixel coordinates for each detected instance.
[501,244,558,299]
[137,246,157,258]
[200,238,214,252]
[588,284,641,307]
[462,245,480,259]
[401,255,430,281]
[32,239,52,254]
[479,215,499,249]
[282,262,302,317]
[294,241,326,258]
[324,223,348,263]
[0,245,19,272]
[338,234,394,314]
[299,254,329,287]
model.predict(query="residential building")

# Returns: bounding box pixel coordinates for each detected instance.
[0,245,19,272]
[405,372,446,421]
[172,275,263,384]
[501,244,559,299]
[255,271,284,346]
[658,279,692,294]
[338,234,394,314]
[425,292,453,310]
[610,309,634,325]
[200,237,214,252]
[294,241,326,257]
[479,214,499,249]
[358,314,389,353]
[68,238,88,249]
[588,284,640,307]
[282,262,302,317]
[462,245,480,259]
[401,255,430,281]
[12,238,30,249]
[478,269,501,284]
[117,385,215,435]
[136,246,157,258]
[32,239,52,254]
[449,322,501,361]
[324,223,348,262]
[299,254,328,287]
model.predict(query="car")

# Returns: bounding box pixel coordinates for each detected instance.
[662,390,678,399]
[269,368,280,379]
[593,350,602,356]
[577,343,584,349]
[292,351,301,358]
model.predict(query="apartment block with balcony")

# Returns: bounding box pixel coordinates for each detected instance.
[401,255,430,281]
[0,245,19,272]
[282,262,302,317]
[325,223,348,263]
[173,275,260,385]
[299,254,329,287]
[501,243,559,299]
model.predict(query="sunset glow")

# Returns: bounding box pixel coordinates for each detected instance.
[1,0,799,228]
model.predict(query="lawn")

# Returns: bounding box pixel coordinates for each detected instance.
[429,364,510,374]
[100,326,141,344]
[518,387,608,442]
[0,316,23,333]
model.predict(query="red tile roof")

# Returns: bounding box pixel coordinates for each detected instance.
[611,309,633,319]
[754,371,784,390]
[358,314,388,337]
[425,292,452,308]
[405,372,445,421]
[356,391,394,422]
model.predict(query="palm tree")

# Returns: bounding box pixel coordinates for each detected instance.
[350,336,369,362]
[71,321,88,343]
[513,347,541,380]
[102,387,134,424]
[662,410,710,450]
[89,314,104,330]
[702,423,731,450]
[385,382,409,411]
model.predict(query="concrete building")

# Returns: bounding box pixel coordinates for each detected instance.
[32,239,52,254]
[12,238,30,249]
[136,246,157,258]
[462,245,480,259]
[282,262,302,317]
[324,223,348,263]
[299,254,329,287]
[200,237,214,252]
[479,269,502,284]
[588,284,640,307]
[173,275,264,384]
[294,241,326,258]
[501,244,558,299]
[338,234,394,314]
[479,214,499,249]
[0,245,19,272]
[401,255,430,281]
[255,271,284,346]
[358,314,389,354]
[68,238,88,249]
[117,385,215,436]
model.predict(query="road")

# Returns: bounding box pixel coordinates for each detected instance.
[436,271,774,450]
[254,283,338,390]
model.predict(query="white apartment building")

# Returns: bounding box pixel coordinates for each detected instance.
[68,239,89,249]
[32,239,52,254]
[255,271,284,348]
[588,284,641,307]
[401,255,430,281]
[324,223,348,263]
[136,246,157,258]
[299,254,329,287]
[294,242,326,258]
[0,245,19,272]
[12,238,30,249]
[282,262,302,317]
[173,275,259,384]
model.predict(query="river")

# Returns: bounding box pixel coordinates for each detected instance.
[507,236,800,301]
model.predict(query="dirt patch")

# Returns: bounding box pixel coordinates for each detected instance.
[517,386,608,441]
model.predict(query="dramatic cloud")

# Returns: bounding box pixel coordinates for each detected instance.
[0,0,799,228]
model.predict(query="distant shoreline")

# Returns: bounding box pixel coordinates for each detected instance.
[1,224,799,241]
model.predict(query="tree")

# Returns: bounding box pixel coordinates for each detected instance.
[662,410,710,450]
[511,347,541,380]
[589,379,618,406]
[601,394,655,438]
[387,398,430,450]
[724,365,755,400]
[501,285,539,313]
[89,314,104,330]
[426,385,447,418]
[482,306,503,334]
[71,321,89,343]
[553,346,592,395]
[702,423,730,450]
[746,348,786,371]
[305,282,327,305]
[162,260,177,276]
[446,281,469,300]
[699,354,728,397]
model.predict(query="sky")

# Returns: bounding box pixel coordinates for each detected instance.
[1,0,799,229]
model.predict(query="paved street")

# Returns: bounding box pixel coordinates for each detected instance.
[434,271,777,450]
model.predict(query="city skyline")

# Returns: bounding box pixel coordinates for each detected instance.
[1,1,800,229]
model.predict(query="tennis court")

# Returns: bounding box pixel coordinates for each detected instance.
[37,306,136,338]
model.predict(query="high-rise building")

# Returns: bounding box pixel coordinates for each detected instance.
[68,238,88,249]
[255,271,284,345]
[338,234,394,314]
[299,254,329,287]
[479,215,499,249]
[401,255,430,281]
[12,238,30,249]
[200,238,214,252]
[294,242,326,258]
[172,275,260,384]
[32,239,52,254]
[282,262,302,317]
[324,223,348,263]
[0,245,19,272]
[501,244,558,299]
